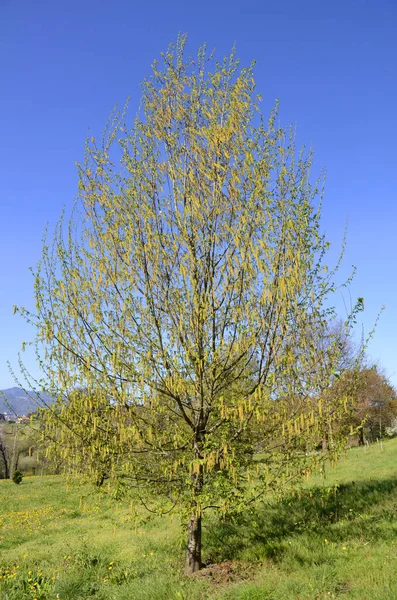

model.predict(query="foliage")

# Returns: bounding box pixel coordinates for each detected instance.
[12,469,23,484]
[17,36,363,571]
[330,366,397,445]
[0,423,40,479]
[385,416,397,437]
[354,367,397,441]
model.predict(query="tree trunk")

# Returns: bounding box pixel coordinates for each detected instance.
[328,422,334,449]
[0,441,9,479]
[185,428,205,575]
[185,513,202,575]
[358,427,366,446]
[10,426,19,479]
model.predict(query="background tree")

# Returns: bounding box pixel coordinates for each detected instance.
[349,366,397,444]
[18,37,362,574]
[0,436,10,479]
[313,319,364,451]
[324,363,397,446]
[0,424,33,479]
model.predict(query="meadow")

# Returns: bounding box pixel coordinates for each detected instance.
[1,439,397,600]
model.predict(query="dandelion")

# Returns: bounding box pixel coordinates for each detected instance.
[342,546,347,551]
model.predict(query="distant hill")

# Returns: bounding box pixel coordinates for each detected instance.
[0,387,54,416]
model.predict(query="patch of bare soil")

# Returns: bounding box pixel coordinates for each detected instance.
[335,581,352,594]
[193,561,256,585]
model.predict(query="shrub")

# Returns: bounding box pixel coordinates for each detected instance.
[12,470,23,485]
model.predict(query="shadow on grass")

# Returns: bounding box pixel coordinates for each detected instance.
[204,477,397,564]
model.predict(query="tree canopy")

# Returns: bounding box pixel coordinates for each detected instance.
[17,37,362,573]
[345,366,397,444]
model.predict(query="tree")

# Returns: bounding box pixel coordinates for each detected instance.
[312,319,363,451]
[0,436,10,479]
[17,37,361,574]
[0,424,31,479]
[322,363,397,446]
[349,366,397,444]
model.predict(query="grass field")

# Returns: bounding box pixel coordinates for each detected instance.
[1,439,397,599]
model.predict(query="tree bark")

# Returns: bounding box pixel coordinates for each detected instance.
[328,422,334,449]
[358,427,367,446]
[185,513,202,575]
[10,426,19,479]
[0,440,9,479]
[185,427,205,575]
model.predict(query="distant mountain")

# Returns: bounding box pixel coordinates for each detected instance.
[0,387,54,416]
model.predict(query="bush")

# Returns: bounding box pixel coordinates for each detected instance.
[12,470,23,485]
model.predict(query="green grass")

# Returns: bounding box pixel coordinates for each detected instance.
[1,439,397,599]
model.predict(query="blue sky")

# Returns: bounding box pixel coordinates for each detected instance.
[0,0,396,389]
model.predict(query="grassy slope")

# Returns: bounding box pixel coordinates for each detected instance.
[1,439,397,599]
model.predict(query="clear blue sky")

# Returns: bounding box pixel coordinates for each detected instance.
[1,0,396,389]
